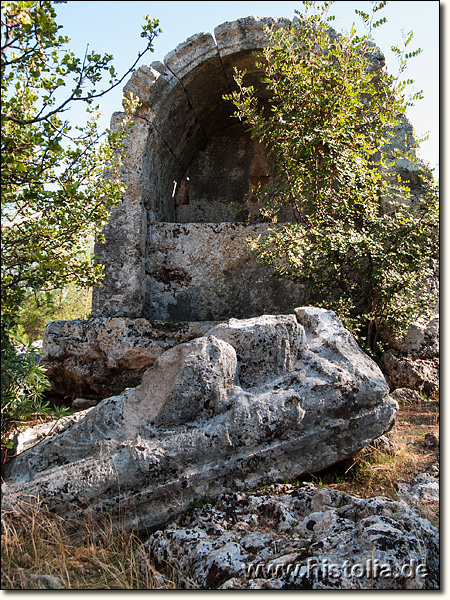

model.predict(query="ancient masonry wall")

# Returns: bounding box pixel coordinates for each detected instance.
[91,16,423,321]
[145,223,309,321]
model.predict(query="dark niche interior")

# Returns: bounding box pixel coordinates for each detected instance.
[174,122,271,224]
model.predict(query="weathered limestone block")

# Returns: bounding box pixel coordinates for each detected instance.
[42,317,217,400]
[92,16,433,323]
[391,387,425,404]
[215,16,291,98]
[142,484,439,589]
[215,16,291,57]
[381,114,430,206]
[396,468,439,512]
[92,17,299,319]
[379,350,439,398]
[379,312,439,398]
[208,314,306,388]
[4,309,397,534]
[164,32,218,80]
[122,63,162,106]
[25,574,64,590]
[375,283,439,396]
[14,408,94,455]
[128,60,207,174]
[387,315,439,359]
[144,223,309,321]
[164,33,231,138]
[91,114,151,319]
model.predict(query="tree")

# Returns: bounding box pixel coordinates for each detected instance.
[1,0,161,453]
[17,283,93,343]
[1,0,160,316]
[226,0,438,355]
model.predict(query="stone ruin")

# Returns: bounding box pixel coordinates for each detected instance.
[91,16,308,322]
[2,17,439,589]
[3,307,438,589]
[90,15,425,323]
[24,15,437,404]
[31,15,436,405]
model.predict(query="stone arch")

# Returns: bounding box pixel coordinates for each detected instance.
[91,16,423,321]
[92,16,308,320]
[123,16,289,224]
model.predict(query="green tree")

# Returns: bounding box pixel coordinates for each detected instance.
[226,0,438,355]
[1,0,161,453]
[17,283,92,343]
[1,0,160,315]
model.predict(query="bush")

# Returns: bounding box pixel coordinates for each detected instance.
[1,318,52,458]
[17,285,92,344]
[225,1,438,354]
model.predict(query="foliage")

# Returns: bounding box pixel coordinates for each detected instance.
[17,284,92,343]
[225,0,438,354]
[1,0,160,317]
[1,315,51,455]
[1,0,161,449]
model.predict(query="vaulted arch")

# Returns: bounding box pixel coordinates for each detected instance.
[92,16,421,321]
[92,16,305,319]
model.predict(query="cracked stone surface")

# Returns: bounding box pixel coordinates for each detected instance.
[140,483,439,589]
[3,308,397,533]
[91,16,429,322]
[41,317,217,400]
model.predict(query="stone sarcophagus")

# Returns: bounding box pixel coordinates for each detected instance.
[91,16,424,322]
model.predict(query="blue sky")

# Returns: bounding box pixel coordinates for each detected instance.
[55,1,440,175]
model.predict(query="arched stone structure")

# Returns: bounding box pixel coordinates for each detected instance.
[91,16,423,321]
[92,16,309,320]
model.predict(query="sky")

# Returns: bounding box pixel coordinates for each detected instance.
[54,1,441,176]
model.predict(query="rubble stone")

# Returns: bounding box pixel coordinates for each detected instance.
[142,484,439,589]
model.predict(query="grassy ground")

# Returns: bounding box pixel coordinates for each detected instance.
[1,393,439,589]
[306,394,439,527]
[1,506,176,590]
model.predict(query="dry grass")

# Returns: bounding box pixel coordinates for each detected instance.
[307,395,440,526]
[1,500,175,590]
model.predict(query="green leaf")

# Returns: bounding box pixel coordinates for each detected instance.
[224,0,438,354]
